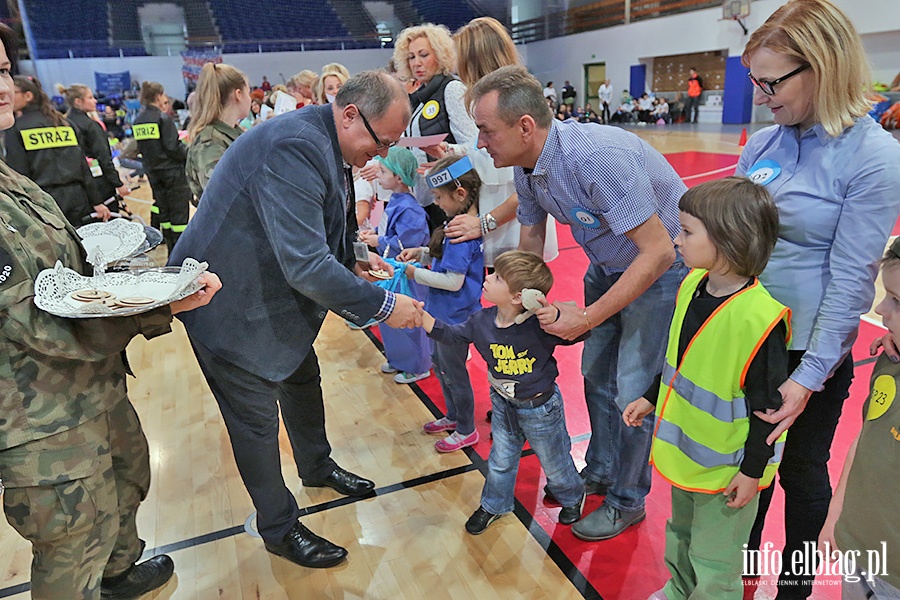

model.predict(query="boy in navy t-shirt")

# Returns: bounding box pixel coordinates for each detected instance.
[422,251,588,534]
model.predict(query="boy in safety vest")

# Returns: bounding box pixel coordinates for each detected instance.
[623,177,790,600]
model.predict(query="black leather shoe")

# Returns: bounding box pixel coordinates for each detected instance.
[100,555,174,599]
[303,467,375,497]
[264,521,348,568]
[559,494,585,525]
[544,471,608,504]
[465,507,501,535]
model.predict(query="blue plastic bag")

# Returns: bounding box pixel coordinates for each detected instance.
[376,259,432,375]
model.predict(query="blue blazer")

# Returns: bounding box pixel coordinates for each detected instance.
[169,105,387,381]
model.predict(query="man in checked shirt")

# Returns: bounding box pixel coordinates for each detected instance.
[470,65,689,541]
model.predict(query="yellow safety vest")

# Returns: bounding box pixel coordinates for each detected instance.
[651,269,791,493]
[20,126,78,150]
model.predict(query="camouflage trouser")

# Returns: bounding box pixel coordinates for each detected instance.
[0,399,151,599]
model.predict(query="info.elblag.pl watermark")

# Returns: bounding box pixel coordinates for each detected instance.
[743,542,889,584]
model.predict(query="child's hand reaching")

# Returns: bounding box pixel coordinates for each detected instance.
[404,263,416,280]
[723,472,760,508]
[622,397,655,427]
[397,247,421,263]
[358,229,378,246]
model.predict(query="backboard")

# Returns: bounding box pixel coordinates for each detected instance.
[723,0,750,20]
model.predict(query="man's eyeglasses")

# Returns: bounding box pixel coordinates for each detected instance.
[748,64,809,96]
[357,108,397,150]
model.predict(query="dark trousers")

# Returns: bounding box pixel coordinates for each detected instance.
[683,95,701,123]
[190,338,337,543]
[748,352,853,599]
[601,101,611,124]
[147,168,191,253]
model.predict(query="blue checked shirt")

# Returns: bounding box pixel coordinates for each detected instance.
[737,117,900,391]
[515,120,684,274]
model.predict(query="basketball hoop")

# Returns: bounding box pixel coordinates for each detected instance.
[722,0,750,35]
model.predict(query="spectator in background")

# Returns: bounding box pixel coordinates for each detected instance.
[102,104,125,139]
[316,69,347,105]
[260,75,271,91]
[561,80,577,106]
[543,81,557,111]
[598,78,612,124]
[287,70,317,107]
[651,97,670,123]
[580,102,601,124]
[684,67,703,123]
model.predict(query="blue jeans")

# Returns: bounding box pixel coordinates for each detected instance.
[581,261,687,511]
[432,338,475,436]
[481,387,583,515]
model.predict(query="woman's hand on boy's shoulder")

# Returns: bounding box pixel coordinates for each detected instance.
[870,332,900,363]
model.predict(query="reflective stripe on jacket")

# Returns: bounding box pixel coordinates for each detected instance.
[651,268,791,493]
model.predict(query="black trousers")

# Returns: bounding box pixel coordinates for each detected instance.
[601,101,611,124]
[190,338,337,543]
[748,352,853,599]
[683,95,701,123]
[147,168,191,253]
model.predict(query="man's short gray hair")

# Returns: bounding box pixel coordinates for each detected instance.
[335,70,409,120]
[471,65,553,129]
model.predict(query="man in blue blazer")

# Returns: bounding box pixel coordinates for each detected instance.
[169,70,422,569]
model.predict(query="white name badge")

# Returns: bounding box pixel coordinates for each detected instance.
[746,159,782,186]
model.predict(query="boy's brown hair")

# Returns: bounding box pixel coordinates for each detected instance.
[493,251,554,296]
[678,176,779,277]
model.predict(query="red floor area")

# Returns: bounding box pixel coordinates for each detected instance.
[376,151,877,599]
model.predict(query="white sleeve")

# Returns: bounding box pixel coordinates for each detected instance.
[444,81,478,147]
[414,268,465,291]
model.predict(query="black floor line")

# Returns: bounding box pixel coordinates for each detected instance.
[0,328,601,600]
[363,328,603,599]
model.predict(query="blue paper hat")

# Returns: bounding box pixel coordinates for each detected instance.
[425,155,475,189]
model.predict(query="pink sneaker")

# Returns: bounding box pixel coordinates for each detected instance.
[435,430,479,453]
[423,417,457,434]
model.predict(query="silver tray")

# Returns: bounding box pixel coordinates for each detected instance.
[76,219,147,265]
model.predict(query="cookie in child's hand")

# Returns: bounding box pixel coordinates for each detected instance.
[368,268,391,280]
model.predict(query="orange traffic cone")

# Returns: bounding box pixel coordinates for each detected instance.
[738,127,748,147]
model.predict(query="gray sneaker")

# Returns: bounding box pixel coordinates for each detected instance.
[571,503,646,541]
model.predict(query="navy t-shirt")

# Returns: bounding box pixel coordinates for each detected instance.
[426,237,483,324]
[429,306,587,400]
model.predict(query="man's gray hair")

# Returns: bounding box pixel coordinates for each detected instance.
[335,70,409,120]
[471,65,553,129]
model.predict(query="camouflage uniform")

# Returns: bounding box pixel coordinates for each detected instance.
[0,159,173,599]
[185,120,242,202]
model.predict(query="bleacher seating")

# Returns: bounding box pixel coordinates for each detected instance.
[23,0,114,58]
[209,0,362,53]
[409,0,478,33]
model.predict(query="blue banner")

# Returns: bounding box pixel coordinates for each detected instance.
[94,71,131,95]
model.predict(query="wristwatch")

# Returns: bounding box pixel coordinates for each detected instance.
[484,212,498,232]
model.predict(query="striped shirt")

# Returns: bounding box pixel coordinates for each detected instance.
[515,120,684,274]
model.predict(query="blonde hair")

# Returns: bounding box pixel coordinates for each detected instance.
[454,17,520,106]
[678,177,779,277]
[60,83,91,110]
[289,70,318,94]
[188,62,248,140]
[321,62,350,80]
[315,70,347,104]
[493,251,553,296]
[742,0,872,137]
[393,23,457,81]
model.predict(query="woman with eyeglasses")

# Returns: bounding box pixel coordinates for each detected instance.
[736,1,900,596]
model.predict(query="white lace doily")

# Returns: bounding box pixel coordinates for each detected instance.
[76,220,147,265]
[34,258,208,318]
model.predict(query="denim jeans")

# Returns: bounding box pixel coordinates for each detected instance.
[481,387,583,515]
[749,352,853,599]
[581,261,687,512]
[432,338,476,436]
[843,571,900,600]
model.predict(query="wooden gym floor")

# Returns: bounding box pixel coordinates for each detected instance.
[0,124,892,599]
